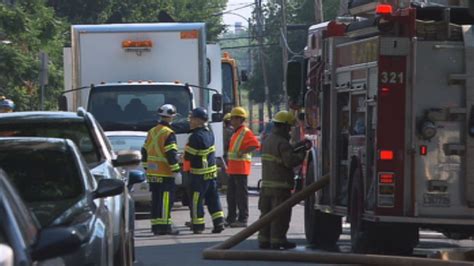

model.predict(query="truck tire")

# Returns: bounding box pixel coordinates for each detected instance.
[304,162,342,248]
[349,164,372,253]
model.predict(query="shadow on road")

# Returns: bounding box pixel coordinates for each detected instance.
[134,239,321,266]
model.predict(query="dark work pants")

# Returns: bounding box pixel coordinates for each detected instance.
[190,174,225,231]
[257,189,292,244]
[226,174,248,223]
[150,179,175,233]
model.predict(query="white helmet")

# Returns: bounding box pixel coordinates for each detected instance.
[157,104,177,117]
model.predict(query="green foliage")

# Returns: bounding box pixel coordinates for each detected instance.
[244,0,342,104]
[1,0,229,111]
[0,1,66,111]
[48,0,228,41]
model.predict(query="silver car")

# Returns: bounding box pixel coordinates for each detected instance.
[106,131,151,204]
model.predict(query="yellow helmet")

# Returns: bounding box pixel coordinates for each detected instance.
[230,107,248,119]
[223,113,232,121]
[272,111,296,125]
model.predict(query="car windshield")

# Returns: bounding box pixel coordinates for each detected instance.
[0,146,84,227]
[108,135,146,152]
[88,85,192,133]
[0,121,101,165]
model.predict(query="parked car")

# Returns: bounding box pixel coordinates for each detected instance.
[0,138,131,265]
[105,131,150,204]
[0,109,144,266]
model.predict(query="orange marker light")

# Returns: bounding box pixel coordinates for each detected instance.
[376,4,393,15]
[380,150,394,160]
[122,40,153,48]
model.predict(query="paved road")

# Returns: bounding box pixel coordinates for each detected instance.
[134,158,474,265]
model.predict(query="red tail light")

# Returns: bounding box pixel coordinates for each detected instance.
[376,4,393,15]
[420,145,427,156]
[380,150,394,160]
[379,173,395,184]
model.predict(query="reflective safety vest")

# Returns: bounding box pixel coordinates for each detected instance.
[227,126,254,175]
[144,124,179,178]
[185,144,217,179]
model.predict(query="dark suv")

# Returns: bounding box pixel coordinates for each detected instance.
[0,108,144,265]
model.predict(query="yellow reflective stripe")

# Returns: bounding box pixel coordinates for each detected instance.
[192,192,205,224]
[261,180,292,189]
[227,152,251,161]
[229,128,248,153]
[147,176,163,182]
[151,218,171,225]
[211,211,224,220]
[164,143,178,152]
[185,145,216,156]
[204,172,217,180]
[190,165,217,175]
[170,163,180,172]
[185,145,199,155]
[261,153,282,164]
[163,191,171,224]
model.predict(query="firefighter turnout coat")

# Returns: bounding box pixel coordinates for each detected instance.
[143,121,180,233]
[258,126,306,244]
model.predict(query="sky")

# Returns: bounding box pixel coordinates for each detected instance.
[223,0,255,32]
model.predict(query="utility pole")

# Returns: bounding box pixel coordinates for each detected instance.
[256,0,272,124]
[280,0,289,109]
[315,0,324,23]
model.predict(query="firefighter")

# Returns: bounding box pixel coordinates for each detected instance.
[258,110,307,250]
[143,104,181,235]
[0,96,15,113]
[225,107,260,227]
[184,107,225,234]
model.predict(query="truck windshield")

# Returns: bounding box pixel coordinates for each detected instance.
[88,85,192,133]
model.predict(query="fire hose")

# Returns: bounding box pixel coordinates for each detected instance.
[202,174,472,265]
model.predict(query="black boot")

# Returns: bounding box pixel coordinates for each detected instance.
[212,224,224,234]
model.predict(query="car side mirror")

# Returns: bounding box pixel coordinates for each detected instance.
[212,94,223,112]
[128,170,146,190]
[92,179,124,199]
[31,227,82,261]
[211,113,223,123]
[112,150,141,168]
[58,95,68,111]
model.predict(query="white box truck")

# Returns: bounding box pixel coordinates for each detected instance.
[61,23,224,157]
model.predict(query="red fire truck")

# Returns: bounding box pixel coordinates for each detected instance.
[287,0,474,254]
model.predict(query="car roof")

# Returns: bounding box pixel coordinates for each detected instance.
[105,131,148,137]
[0,111,84,124]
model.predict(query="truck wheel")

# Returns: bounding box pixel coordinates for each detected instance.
[349,165,371,253]
[304,162,342,248]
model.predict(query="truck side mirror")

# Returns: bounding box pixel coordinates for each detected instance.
[287,60,305,108]
[58,95,68,111]
[212,94,222,112]
[211,113,223,123]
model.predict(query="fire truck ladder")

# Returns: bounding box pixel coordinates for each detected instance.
[450,25,474,207]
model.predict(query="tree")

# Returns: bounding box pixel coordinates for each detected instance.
[0,0,66,111]
[246,0,341,105]
[47,0,228,41]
